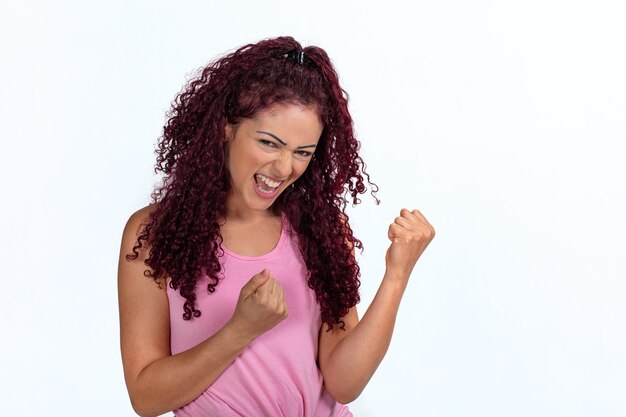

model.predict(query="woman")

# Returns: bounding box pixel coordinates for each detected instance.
[118,36,435,417]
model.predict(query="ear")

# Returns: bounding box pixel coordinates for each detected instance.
[224,123,236,143]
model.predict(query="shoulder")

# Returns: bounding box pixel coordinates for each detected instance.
[122,204,158,251]
[119,204,166,283]
[124,204,158,239]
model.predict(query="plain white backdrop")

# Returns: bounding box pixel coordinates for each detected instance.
[1,0,624,416]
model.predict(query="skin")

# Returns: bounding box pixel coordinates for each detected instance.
[223,102,322,220]
[117,102,436,416]
[318,207,435,403]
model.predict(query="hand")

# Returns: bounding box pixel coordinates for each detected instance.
[385,208,435,285]
[229,268,289,340]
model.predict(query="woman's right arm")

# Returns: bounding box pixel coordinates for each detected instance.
[117,207,287,417]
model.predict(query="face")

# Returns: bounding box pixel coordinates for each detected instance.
[224,102,323,215]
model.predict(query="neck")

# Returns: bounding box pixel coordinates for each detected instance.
[224,194,278,223]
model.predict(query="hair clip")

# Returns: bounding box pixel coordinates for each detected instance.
[284,49,310,66]
[295,51,305,65]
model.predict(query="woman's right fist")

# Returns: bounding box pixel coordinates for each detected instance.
[229,268,288,340]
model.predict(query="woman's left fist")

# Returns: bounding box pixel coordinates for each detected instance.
[385,208,435,282]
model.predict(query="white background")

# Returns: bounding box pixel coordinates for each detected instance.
[1,0,624,416]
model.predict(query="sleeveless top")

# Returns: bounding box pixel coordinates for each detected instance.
[166,214,353,417]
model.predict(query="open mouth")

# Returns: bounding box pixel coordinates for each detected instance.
[254,173,283,195]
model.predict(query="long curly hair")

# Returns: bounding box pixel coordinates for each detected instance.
[126,36,379,331]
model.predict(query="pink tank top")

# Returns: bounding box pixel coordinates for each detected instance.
[166,214,353,417]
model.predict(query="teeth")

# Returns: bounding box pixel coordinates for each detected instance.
[256,174,282,188]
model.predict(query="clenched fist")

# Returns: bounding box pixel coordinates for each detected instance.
[385,208,435,285]
[229,268,288,340]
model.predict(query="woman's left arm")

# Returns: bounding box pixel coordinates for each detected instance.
[318,208,435,404]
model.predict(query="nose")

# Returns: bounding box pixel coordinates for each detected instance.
[272,153,293,179]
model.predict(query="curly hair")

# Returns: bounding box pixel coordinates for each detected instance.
[126,36,379,331]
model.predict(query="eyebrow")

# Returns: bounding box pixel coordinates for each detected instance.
[256,130,317,149]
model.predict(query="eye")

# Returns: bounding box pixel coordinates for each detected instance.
[296,150,313,157]
[259,139,277,147]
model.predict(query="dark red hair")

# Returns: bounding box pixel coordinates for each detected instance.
[127,36,378,331]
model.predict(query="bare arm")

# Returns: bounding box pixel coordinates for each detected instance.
[118,207,287,417]
[318,208,435,404]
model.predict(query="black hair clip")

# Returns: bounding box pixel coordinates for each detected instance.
[284,49,311,66]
